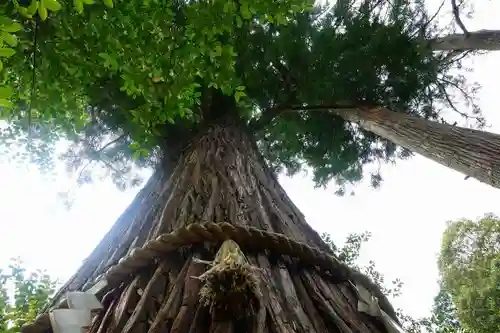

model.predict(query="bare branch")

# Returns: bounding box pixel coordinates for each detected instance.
[451,0,469,36]
[89,134,127,157]
[412,0,445,39]
[440,49,473,66]
[75,134,127,184]
[436,82,482,124]
[76,159,96,185]
[438,77,473,101]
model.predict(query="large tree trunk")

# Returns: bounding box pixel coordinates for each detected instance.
[430,30,500,51]
[334,106,500,189]
[27,115,400,333]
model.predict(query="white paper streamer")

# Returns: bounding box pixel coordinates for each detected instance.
[48,290,103,333]
[356,283,407,333]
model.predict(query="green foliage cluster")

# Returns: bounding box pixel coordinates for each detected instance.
[0,258,56,333]
[439,214,500,333]
[0,0,474,192]
[324,213,500,333]
[420,286,466,333]
[323,231,403,298]
[322,231,466,333]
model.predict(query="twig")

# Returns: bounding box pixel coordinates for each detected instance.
[440,49,472,66]
[438,77,472,100]
[411,0,445,39]
[76,159,96,184]
[76,134,126,184]
[94,134,126,155]
[436,82,482,123]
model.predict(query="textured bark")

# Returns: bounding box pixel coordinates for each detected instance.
[334,107,500,189]
[430,30,500,51]
[46,115,394,333]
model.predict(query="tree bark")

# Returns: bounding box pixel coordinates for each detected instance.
[430,30,500,51]
[41,115,396,333]
[334,106,500,189]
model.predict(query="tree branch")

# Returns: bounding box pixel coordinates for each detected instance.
[412,0,445,40]
[436,82,480,123]
[430,29,500,51]
[96,133,127,154]
[451,0,469,37]
[76,134,127,184]
[440,49,472,67]
[248,107,282,132]
[249,102,366,132]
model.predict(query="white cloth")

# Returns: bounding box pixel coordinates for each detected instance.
[356,283,406,333]
[48,282,105,333]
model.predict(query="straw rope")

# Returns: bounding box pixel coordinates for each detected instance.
[22,222,398,333]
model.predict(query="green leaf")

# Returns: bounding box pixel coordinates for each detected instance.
[0,48,15,58]
[98,52,118,70]
[98,52,111,61]
[0,17,13,27]
[236,16,243,27]
[132,150,141,160]
[0,22,23,33]
[1,32,17,47]
[234,90,245,102]
[27,0,39,15]
[0,60,3,72]
[139,148,149,157]
[0,98,12,108]
[74,0,84,13]
[214,45,222,57]
[0,86,14,99]
[38,4,48,21]
[103,0,113,8]
[17,7,34,19]
[42,0,62,11]
[223,2,232,13]
[240,3,251,20]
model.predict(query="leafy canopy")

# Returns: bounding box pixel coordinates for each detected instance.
[0,258,56,333]
[322,230,467,333]
[438,214,500,333]
[421,286,467,333]
[0,0,471,192]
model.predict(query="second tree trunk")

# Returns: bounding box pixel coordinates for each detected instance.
[334,106,500,189]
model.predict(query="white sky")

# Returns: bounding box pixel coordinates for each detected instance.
[0,0,499,321]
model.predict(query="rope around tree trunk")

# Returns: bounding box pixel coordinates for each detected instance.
[22,222,398,333]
